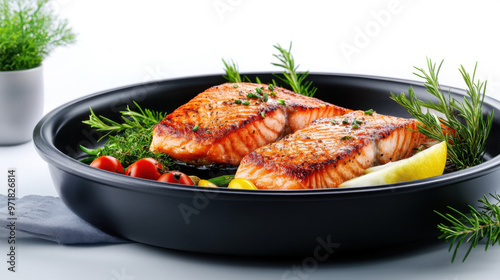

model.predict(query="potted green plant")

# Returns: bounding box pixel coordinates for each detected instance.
[0,0,75,145]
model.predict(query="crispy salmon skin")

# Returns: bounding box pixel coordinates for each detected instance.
[235,111,428,189]
[150,83,351,165]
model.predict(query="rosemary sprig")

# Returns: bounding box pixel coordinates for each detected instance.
[221,42,316,97]
[272,42,317,97]
[435,193,500,263]
[80,102,173,170]
[222,59,243,83]
[390,58,494,170]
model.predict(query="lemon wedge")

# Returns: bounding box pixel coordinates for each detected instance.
[339,141,447,188]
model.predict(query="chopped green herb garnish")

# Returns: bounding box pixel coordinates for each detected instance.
[233,84,238,88]
[342,118,349,124]
[268,85,274,91]
[260,111,265,118]
[353,119,362,125]
[235,100,242,104]
[255,87,263,94]
[270,92,277,97]
[341,135,353,140]
[263,92,269,102]
[352,124,359,129]
[247,93,260,99]
[278,99,286,105]
[242,101,251,106]
[192,125,199,132]
[332,120,337,124]
[364,109,375,115]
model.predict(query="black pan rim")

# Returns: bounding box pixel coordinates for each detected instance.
[34,72,500,198]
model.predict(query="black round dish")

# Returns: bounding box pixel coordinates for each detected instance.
[34,73,500,256]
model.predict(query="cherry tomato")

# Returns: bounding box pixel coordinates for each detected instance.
[158,171,194,185]
[90,156,124,174]
[126,158,162,180]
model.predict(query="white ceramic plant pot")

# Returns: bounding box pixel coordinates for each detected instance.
[0,65,44,145]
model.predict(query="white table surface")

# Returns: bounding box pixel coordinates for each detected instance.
[2,0,500,279]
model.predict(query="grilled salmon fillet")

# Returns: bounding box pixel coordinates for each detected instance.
[235,111,428,189]
[150,83,351,165]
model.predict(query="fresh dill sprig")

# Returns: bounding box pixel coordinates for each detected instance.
[390,58,494,170]
[435,193,500,263]
[80,102,172,170]
[272,42,317,97]
[0,0,76,71]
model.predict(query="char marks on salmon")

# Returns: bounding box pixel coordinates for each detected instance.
[235,111,428,189]
[150,83,351,165]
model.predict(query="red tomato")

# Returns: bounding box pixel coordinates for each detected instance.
[90,156,124,174]
[126,158,162,180]
[158,171,194,185]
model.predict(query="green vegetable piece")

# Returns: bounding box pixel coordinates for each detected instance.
[208,175,235,188]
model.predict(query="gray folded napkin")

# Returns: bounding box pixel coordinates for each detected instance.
[0,195,128,244]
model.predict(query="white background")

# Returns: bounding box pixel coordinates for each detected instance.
[42,0,500,114]
[2,0,500,279]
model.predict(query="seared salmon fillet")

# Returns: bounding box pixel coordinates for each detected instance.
[235,111,428,189]
[150,83,351,165]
